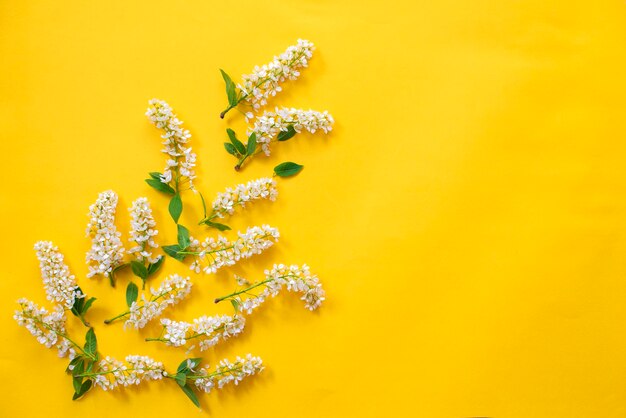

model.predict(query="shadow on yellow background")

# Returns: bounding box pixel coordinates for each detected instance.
[1,0,626,417]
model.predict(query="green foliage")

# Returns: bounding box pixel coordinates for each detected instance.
[227,128,246,155]
[220,69,238,106]
[277,125,297,141]
[145,177,175,195]
[163,244,186,261]
[126,282,139,307]
[169,194,183,223]
[274,162,304,177]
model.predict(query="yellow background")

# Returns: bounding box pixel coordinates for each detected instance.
[1,1,626,416]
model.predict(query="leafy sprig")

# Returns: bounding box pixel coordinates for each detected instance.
[70,287,96,327]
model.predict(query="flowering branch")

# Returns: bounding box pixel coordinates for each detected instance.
[198,177,278,230]
[224,107,333,171]
[35,241,96,327]
[219,39,314,119]
[127,197,163,290]
[86,190,126,287]
[146,265,324,352]
[163,225,279,274]
[104,274,192,329]
[144,99,197,229]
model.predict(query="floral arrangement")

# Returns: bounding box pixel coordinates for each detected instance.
[14,39,331,408]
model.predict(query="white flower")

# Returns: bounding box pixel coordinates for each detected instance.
[158,314,246,351]
[14,298,75,359]
[124,274,192,329]
[210,177,278,219]
[128,197,160,264]
[248,107,334,155]
[194,354,263,393]
[239,39,314,114]
[34,241,84,310]
[146,99,196,190]
[188,225,279,274]
[93,355,164,391]
[85,190,125,279]
[232,264,325,313]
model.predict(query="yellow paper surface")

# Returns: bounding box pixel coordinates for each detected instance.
[1,1,626,416]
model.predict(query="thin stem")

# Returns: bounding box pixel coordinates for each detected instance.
[215,279,272,303]
[104,311,129,325]
[214,274,299,303]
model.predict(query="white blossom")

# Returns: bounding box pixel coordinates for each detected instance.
[14,298,75,359]
[248,107,334,155]
[239,39,314,114]
[158,314,246,351]
[92,355,165,391]
[86,190,125,279]
[188,225,279,274]
[209,177,277,219]
[34,241,84,309]
[124,274,192,329]
[128,197,160,264]
[194,354,263,393]
[146,99,196,190]
[234,264,325,313]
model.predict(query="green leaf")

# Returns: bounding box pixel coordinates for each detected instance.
[179,383,200,408]
[71,358,85,376]
[66,356,82,373]
[220,69,238,106]
[73,375,83,393]
[130,260,148,280]
[82,297,96,314]
[177,224,190,249]
[163,244,186,261]
[204,220,231,231]
[246,132,257,156]
[72,379,92,400]
[146,178,175,195]
[230,298,240,312]
[177,359,190,374]
[85,359,94,373]
[227,128,246,155]
[175,372,187,387]
[126,282,139,307]
[147,256,164,276]
[277,125,297,141]
[177,358,202,374]
[148,172,162,180]
[84,328,97,355]
[169,194,183,223]
[72,287,85,312]
[224,142,238,156]
[274,162,304,177]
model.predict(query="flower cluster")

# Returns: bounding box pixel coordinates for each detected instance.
[250,107,334,155]
[194,354,264,393]
[114,274,192,329]
[210,177,278,219]
[228,264,325,312]
[92,355,165,391]
[153,314,246,351]
[146,99,197,189]
[239,39,314,114]
[188,225,280,274]
[85,190,125,280]
[34,241,84,310]
[13,298,75,358]
[128,197,160,264]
